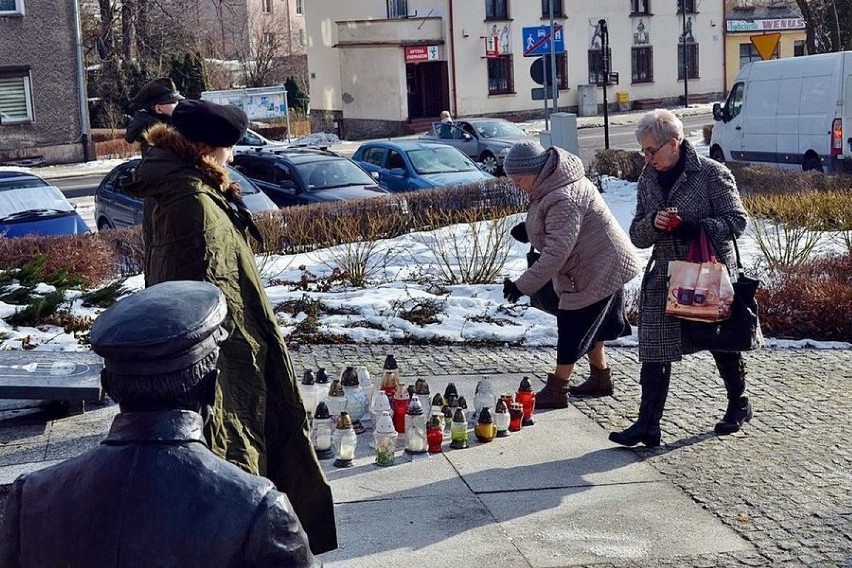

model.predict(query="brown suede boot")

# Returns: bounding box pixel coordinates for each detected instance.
[569,365,614,397]
[535,373,569,409]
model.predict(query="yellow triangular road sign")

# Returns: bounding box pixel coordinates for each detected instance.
[750,33,781,61]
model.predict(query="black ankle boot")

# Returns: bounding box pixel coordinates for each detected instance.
[715,396,753,435]
[609,363,670,448]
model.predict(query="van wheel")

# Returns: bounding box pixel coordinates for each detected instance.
[97,219,113,232]
[802,155,823,172]
[710,147,725,163]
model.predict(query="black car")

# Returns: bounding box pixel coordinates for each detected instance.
[94,159,277,231]
[230,148,388,207]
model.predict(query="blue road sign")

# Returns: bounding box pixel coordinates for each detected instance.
[522,25,565,57]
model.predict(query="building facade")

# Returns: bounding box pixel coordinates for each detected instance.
[305,0,727,139]
[723,0,805,90]
[0,0,92,164]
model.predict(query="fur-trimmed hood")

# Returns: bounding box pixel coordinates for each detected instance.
[126,123,233,203]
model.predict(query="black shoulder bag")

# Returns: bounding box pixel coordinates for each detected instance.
[682,228,763,352]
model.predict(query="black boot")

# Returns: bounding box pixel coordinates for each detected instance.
[712,352,753,435]
[609,363,671,447]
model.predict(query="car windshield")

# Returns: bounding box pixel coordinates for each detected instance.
[227,167,260,194]
[471,120,526,139]
[296,158,375,189]
[0,185,75,220]
[407,146,479,174]
[0,175,50,190]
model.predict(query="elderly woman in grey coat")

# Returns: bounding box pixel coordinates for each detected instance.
[503,141,642,408]
[609,109,751,448]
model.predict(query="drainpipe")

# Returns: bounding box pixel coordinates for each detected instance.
[721,2,728,93]
[72,0,92,162]
[448,0,458,117]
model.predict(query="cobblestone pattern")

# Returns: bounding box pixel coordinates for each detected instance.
[293,345,852,568]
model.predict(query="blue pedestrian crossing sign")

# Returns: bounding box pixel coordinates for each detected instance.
[522,25,565,57]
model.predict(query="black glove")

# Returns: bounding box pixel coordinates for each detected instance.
[510,222,529,243]
[671,220,702,239]
[503,278,523,303]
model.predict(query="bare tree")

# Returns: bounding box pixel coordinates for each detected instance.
[795,0,852,53]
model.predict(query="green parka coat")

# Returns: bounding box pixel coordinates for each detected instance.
[126,123,337,555]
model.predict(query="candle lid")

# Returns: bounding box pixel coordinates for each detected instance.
[431,393,444,407]
[383,354,398,370]
[407,396,424,415]
[336,411,353,429]
[452,407,466,423]
[313,401,330,420]
[414,378,430,395]
[495,398,508,413]
[457,396,468,409]
[444,382,458,399]
[477,407,494,424]
[375,411,396,434]
[302,369,315,385]
[518,376,533,392]
[328,379,345,397]
[315,367,330,384]
[393,385,409,400]
[428,413,444,428]
[341,366,359,387]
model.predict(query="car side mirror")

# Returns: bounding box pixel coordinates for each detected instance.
[370,171,380,180]
[712,102,724,122]
[462,133,472,140]
[389,167,407,177]
[279,180,296,191]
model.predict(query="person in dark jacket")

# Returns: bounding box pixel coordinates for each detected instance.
[124,77,183,157]
[502,141,642,407]
[0,280,318,568]
[125,100,337,555]
[609,109,753,448]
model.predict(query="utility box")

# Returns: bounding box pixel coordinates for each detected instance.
[549,113,579,156]
[578,84,598,117]
[201,86,289,121]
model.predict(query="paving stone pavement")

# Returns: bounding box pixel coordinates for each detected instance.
[290,345,852,568]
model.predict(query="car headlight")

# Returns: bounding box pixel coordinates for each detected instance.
[499,147,510,155]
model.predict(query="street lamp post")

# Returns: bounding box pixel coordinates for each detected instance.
[681,1,689,107]
[599,19,610,149]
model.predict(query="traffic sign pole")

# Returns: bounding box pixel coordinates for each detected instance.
[548,0,558,116]
[599,19,610,149]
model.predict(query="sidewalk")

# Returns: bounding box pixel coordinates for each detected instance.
[1,345,849,567]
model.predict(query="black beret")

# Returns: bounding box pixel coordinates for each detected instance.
[171,99,249,148]
[132,77,184,109]
[90,281,228,377]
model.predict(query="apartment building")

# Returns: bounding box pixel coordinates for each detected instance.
[305,0,726,139]
[0,0,92,164]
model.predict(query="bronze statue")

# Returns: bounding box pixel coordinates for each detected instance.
[0,281,319,567]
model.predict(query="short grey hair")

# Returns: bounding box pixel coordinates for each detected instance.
[635,109,684,146]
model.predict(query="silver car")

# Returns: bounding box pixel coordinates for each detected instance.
[419,118,530,175]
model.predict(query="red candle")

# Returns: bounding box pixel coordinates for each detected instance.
[427,422,444,453]
[392,397,408,434]
[509,402,524,432]
[516,377,536,426]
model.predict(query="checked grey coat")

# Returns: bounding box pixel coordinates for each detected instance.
[516,147,641,310]
[631,140,748,363]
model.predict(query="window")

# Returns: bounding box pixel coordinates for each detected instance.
[677,43,699,80]
[263,33,275,48]
[261,0,272,14]
[739,42,778,68]
[677,0,696,13]
[361,147,386,166]
[487,54,514,94]
[0,71,33,124]
[0,0,24,15]
[631,0,650,15]
[631,46,653,83]
[724,82,745,120]
[485,0,509,20]
[540,0,563,18]
[387,0,407,19]
[299,29,305,47]
[794,40,805,57]
[587,48,611,85]
[295,0,303,15]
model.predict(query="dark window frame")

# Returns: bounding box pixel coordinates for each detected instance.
[587,48,611,85]
[631,46,654,83]
[677,42,699,80]
[487,54,515,95]
[630,0,651,15]
[485,0,510,21]
[387,0,408,19]
[677,0,697,13]
[540,0,564,18]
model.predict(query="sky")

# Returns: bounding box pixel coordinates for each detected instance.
[2,164,849,353]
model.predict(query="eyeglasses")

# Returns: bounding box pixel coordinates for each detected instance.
[639,140,670,158]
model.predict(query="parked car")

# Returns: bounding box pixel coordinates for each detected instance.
[419,118,530,175]
[352,140,494,192]
[0,168,90,237]
[231,148,389,207]
[234,128,291,154]
[94,159,277,231]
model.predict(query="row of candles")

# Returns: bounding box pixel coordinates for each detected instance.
[301,355,537,468]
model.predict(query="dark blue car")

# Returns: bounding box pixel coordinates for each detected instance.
[0,168,90,238]
[352,140,494,192]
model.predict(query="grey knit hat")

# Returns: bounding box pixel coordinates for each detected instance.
[503,140,549,176]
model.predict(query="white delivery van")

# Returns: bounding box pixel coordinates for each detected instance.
[710,51,852,173]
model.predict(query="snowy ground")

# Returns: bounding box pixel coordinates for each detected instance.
[2,170,848,352]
